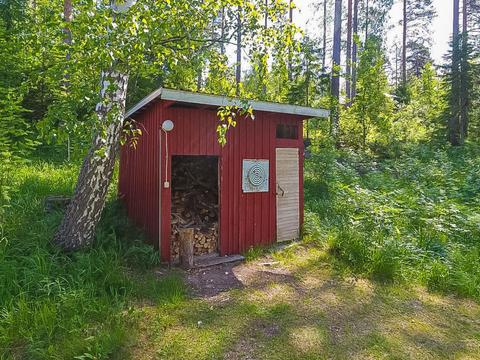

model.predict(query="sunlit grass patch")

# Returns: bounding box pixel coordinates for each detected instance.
[288,325,328,354]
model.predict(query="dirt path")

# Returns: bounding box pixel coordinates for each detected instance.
[186,257,295,298]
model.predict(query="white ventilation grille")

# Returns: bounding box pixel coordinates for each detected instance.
[242,160,269,193]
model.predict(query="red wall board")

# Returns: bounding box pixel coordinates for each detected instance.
[119,102,306,262]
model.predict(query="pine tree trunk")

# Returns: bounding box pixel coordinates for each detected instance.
[197,68,202,91]
[220,6,226,55]
[262,0,268,97]
[395,43,399,88]
[63,0,73,161]
[346,0,353,103]
[460,0,469,139]
[54,70,129,251]
[365,0,369,41]
[449,0,462,146]
[402,0,407,85]
[63,0,72,63]
[236,6,242,96]
[322,0,327,71]
[351,0,359,100]
[331,0,342,140]
[288,0,294,82]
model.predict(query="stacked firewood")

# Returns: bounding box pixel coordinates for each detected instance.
[170,156,219,262]
[171,224,218,261]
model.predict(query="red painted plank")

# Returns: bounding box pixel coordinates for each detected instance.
[226,125,235,255]
[261,114,269,245]
[270,115,276,243]
[118,100,307,262]
[245,116,254,251]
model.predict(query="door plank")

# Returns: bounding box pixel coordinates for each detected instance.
[276,148,300,242]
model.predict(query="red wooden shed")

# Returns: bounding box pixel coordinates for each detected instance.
[119,88,329,263]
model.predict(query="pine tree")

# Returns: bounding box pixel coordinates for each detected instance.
[405,0,436,78]
[351,0,359,100]
[343,37,394,148]
[459,0,469,138]
[449,0,462,145]
[236,6,242,96]
[331,0,342,140]
[346,0,353,101]
[360,0,393,42]
[287,0,294,81]
[322,0,328,71]
[469,0,480,137]
[402,0,407,85]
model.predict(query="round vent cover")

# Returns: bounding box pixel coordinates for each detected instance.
[247,164,267,186]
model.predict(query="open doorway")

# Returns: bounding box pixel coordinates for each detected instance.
[170,155,219,262]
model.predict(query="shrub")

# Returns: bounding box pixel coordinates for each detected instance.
[304,143,480,298]
[370,239,405,283]
[328,228,370,272]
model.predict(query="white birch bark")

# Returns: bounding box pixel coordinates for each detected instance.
[54,0,136,250]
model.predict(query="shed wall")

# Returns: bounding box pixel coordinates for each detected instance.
[118,102,162,247]
[119,101,304,262]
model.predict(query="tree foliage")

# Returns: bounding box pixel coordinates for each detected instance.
[393,63,447,143]
[405,0,436,78]
[341,37,394,149]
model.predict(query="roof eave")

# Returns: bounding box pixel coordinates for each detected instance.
[125,88,330,119]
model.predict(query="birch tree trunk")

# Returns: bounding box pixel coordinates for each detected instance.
[54,70,129,250]
[54,0,136,251]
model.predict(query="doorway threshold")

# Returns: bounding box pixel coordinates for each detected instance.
[193,253,245,268]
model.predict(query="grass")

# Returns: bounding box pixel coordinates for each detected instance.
[0,162,185,359]
[1,142,480,358]
[303,142,480,298]
[127,244,480,359]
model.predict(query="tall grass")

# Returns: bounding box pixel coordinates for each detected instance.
[304,143,480,299]
[0,162,185,359]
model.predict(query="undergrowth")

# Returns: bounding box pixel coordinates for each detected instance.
[2,142,480,357]
[0,162,185,359]
[304,142,480,299]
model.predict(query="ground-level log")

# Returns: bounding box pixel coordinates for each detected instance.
[179,228,194,269]
[44,195,71,213]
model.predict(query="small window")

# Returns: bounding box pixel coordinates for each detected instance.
[276,124,298,139]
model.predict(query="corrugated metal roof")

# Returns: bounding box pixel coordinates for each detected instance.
[126,88,330,119]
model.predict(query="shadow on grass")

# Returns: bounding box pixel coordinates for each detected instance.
[129,244,480,360]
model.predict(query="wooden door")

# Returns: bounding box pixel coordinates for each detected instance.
[276,148,300,242]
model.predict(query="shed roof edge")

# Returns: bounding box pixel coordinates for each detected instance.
[126,88,330,119]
